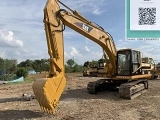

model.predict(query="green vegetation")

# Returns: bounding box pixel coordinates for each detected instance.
[83,60,98,68]
[16,68,28,78]
[0,58,50,81]
[65,59,84,73]
[0,58,17,81]
[18,59,50,73]
[0,57,105,81]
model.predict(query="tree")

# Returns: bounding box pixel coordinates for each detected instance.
[90,60,98,67]
[16,68,28,78]
[41,59,50,72]
[0,58,4,73]
[98,58,105,63]
[66,59,75,67]
[83,61,90,68]
[65,59,85,73]
[32,60,41,72]
[98,58,110,64]
[0,58,17,74]
[65,65,72,73]
[18,59,33,70]
[73,64,83,72]
[17,59,50,73]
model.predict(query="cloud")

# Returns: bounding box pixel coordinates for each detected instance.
[60,0,106,15]
[92,8,105,15]
[64,44,103,64]
[0,0,134,65]
[64,47,82,63]
[85,46,90,52]
[116,39,160,62]
[70,47,82,57]
[0,28,48,62]
[0,29,23,48]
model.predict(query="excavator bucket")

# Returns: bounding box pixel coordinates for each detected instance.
[32,76,66,113]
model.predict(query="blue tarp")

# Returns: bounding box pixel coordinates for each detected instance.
[28,70,36,74]
[0,76,24,84]
[8,76,24,83]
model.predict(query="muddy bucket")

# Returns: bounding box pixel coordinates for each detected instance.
[32,76,66,113]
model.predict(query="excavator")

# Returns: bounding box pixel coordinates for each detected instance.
[83,57,157,77]
[83,59,108,77]
[32,0,159,113]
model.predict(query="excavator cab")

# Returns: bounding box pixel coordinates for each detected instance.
[117,49,141,76]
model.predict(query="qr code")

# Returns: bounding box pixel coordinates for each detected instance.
[138,7,156,25]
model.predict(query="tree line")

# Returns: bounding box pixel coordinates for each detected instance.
[17,58,102,73]
[0,57,101,80]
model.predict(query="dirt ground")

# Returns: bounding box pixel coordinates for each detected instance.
[1,73,160,120]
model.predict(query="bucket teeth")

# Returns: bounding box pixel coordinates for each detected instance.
[32,77,66,113]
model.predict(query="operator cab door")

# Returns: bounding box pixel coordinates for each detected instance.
[131,50,141,75]
[117,50,131,76]
[117,49,141,76]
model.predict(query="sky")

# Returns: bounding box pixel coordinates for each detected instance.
[0,0,160,64]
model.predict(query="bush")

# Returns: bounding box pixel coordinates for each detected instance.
[16,68,28,78]
[0,74,16,81]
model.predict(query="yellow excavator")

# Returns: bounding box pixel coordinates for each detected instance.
[32,0,158,113]
[83,59,109,77]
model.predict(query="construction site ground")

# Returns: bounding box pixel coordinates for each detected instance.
[0,73,160,120]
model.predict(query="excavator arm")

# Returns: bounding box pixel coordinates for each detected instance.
[32,0,117,113]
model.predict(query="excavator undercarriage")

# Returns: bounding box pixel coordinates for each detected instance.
[87,79,148,99]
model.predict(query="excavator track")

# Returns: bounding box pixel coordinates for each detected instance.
[87,79,148,99]
[87,79,121,94]
[119,80,148,99]
[87,80,105,94]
